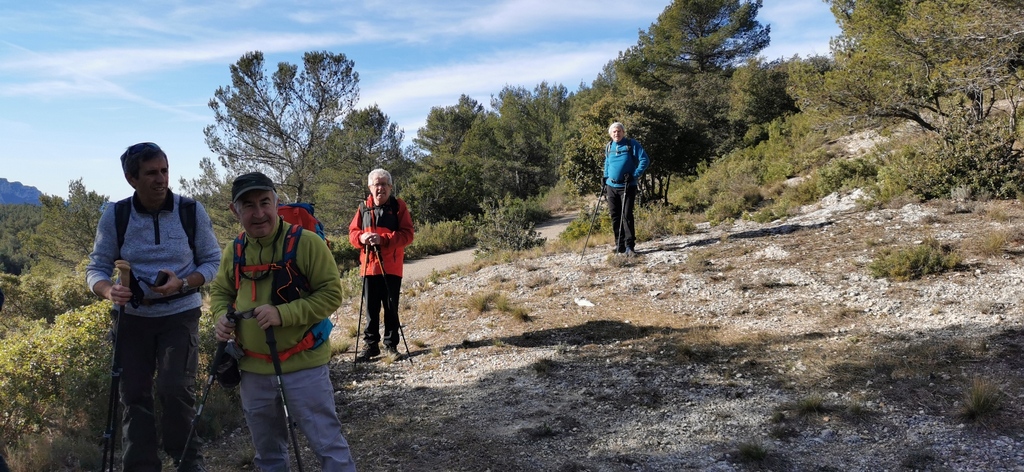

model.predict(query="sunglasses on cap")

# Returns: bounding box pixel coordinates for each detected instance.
[126,142,161,156]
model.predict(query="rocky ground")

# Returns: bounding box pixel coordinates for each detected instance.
[209,191,1024,472]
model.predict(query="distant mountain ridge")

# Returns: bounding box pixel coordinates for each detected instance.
[0,178,43,205]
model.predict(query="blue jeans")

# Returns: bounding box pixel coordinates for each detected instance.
[117,308,202,471]
[240,365,356,472]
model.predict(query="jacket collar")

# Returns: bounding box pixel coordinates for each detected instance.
[131,190,175,214]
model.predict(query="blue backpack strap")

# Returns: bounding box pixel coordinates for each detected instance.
[232,232,246,291]
[276,224,332,350]
[281,223,302,264]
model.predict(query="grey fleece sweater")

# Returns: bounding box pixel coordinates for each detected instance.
[86,192,222,317]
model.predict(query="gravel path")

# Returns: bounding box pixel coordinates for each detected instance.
[402,212,576,281]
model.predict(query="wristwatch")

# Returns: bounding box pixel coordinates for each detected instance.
[179,277,192,294]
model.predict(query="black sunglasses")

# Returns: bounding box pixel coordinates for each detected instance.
[126,142,161,156]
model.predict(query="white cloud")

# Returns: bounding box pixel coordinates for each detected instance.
[360,41,621,136]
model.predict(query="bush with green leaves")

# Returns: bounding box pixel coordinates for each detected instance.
[331,240,361,273]
[0,301,243,467]
[1,262,95,323]
[675,113,830,221]
[475,197,547,255]
[407,219,478,259]
[634,202,697,240]
[560,205,612,242]
[874,122,1024,202]
[868,238,962,281]
[817,158,877,196]
[0,303,110,447]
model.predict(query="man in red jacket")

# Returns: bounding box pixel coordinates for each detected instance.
[349,168,415,361]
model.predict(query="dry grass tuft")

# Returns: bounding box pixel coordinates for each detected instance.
[735,440,769,463]
[531,358,554,376]
[958,376,1002,421]
[795,394,827,416]
[467,292,501,313]
[974,229,1009,258]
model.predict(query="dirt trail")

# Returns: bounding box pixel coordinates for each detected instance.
[402,212,577,281]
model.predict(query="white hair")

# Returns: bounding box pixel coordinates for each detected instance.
[608,122,626,134]
[367,168,393,186]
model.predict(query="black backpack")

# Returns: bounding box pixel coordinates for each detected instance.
[113,196,197,260]
[112,196,198,306]
[358,197,401,231]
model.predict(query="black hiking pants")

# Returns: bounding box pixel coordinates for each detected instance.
[116,308,202,471]
[363,274,403,348]
[606,184,637,252]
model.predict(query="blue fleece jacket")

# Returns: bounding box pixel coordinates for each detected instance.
[86,192,221,317]
[603,137,651,189]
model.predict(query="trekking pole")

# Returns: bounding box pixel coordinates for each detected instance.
[177,342,226,470]
[620,180,628,254]
[101,259,130,472]
[177,328,232,471]
[579,185,605,262]
[353,264,366,370]
[372,245,413,364]
[265,326,306,472]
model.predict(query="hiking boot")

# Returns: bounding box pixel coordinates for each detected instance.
[624,248,637,258]
[356,343,380,362]
[383,345,402,359]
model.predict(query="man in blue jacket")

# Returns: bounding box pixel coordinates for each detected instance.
[86,142,221,471]
[603,122,651,257]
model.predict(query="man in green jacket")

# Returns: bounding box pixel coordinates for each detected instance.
[210,172,355,472]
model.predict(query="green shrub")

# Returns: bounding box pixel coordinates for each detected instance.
[675,113,831,216]
[475,197,546,255]
[816,158,877,196]
[2,263,95,323]
[0,303,110,446]
[331,241,361,273]
[560,206,611,242]
[706,177,762,225]
[537,179,581,214]
[634,202,697,240]
[407,219,477,259]
[868,238,962,281]
[0,302,243,467]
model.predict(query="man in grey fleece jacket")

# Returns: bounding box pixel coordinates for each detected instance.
[86,142,221,472]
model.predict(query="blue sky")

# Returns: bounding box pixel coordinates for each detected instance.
[0,0,839,199]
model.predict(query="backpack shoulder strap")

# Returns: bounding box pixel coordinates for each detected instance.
[607,140,633,155]
[178,196,197,254]
[232,232,246,291]
[114,197,133,257]
[281,223,303,264]
[359,201,372,230]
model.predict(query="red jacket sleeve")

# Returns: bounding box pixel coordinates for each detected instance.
[348,207,365,249]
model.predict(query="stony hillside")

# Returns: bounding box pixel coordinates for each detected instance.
[205,190,1024,471]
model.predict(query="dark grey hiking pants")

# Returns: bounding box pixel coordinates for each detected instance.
[116,308,202,471]
[606,185,637,252]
